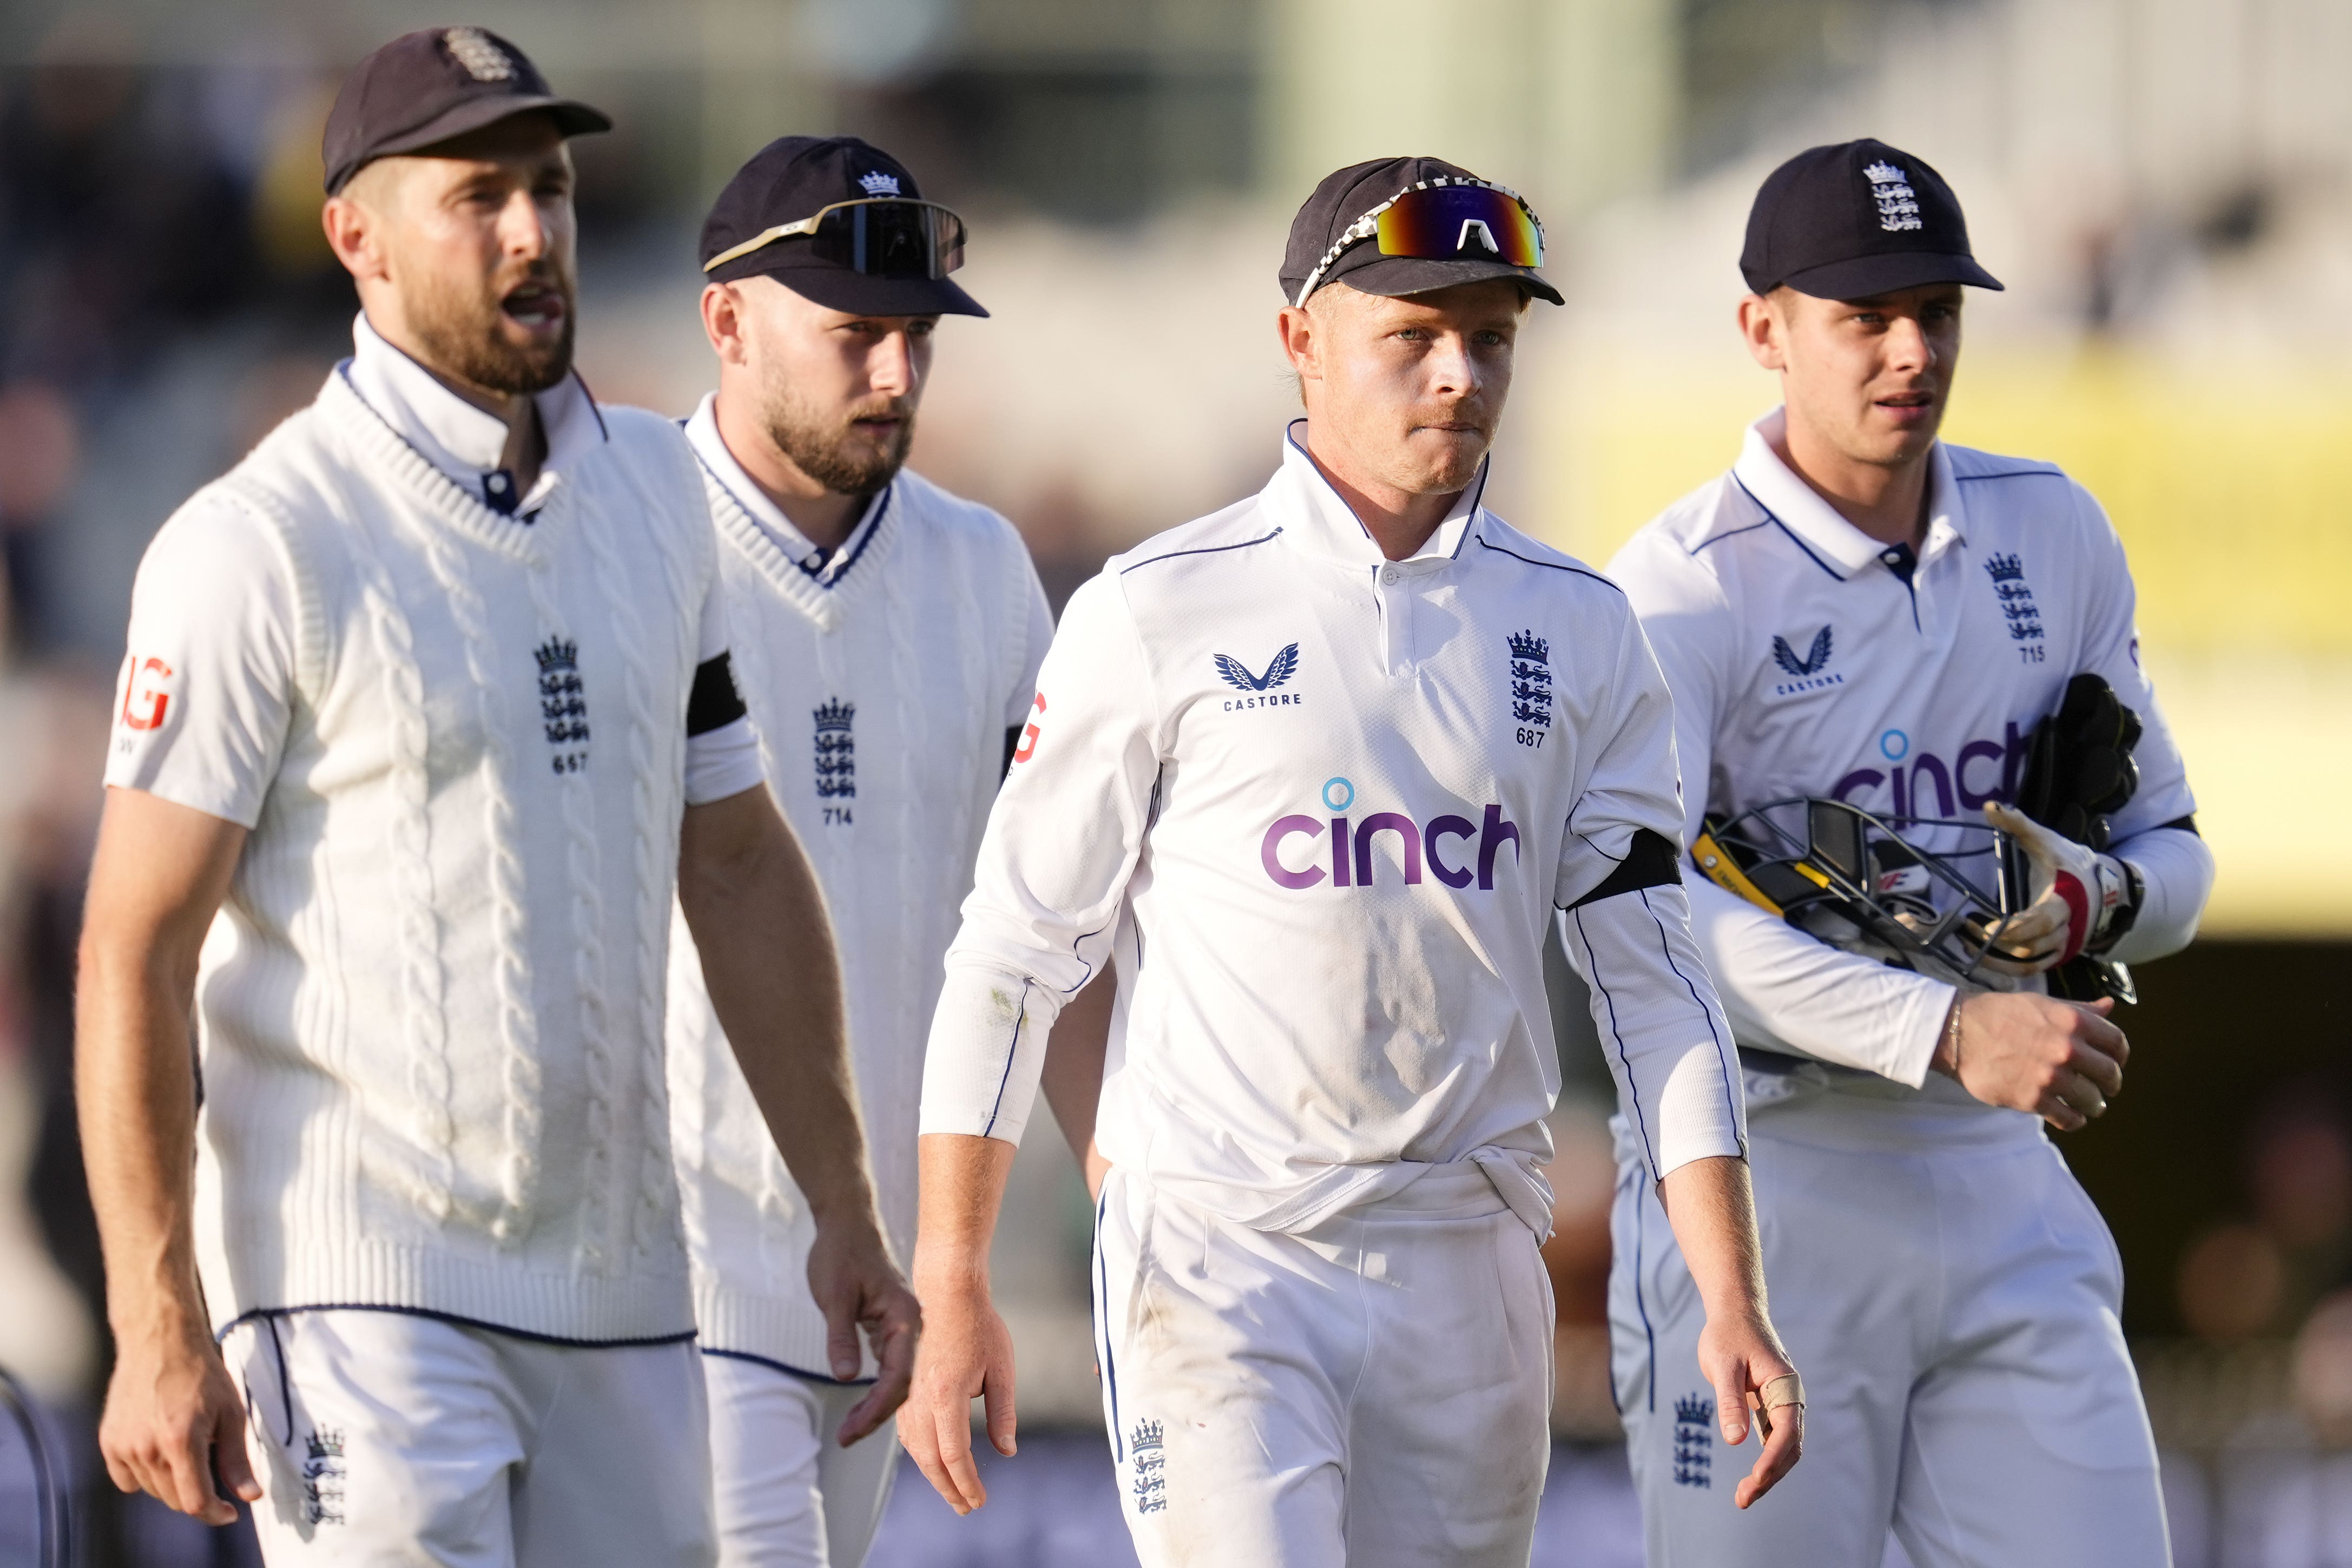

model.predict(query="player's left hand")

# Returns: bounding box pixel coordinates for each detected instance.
[1980,802,2129,972]
[806,1217,923,1445]
[1696,1311,1804,1508]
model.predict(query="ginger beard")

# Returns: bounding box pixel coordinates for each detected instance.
[405,255,577,396]
[759,381,918,498]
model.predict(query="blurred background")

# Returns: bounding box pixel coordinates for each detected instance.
[0,0,2344,1563]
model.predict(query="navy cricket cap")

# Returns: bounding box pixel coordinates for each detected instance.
[699,137,987,318]
[1740,139,2003,299]
[323,27,611,195]
[1281,156,1564,308]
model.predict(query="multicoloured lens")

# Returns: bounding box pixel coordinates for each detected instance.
[809,201,968,279]
[1374,186,1541,268]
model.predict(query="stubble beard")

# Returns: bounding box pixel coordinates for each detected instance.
[406,263,578,396]
[762,385,918,498]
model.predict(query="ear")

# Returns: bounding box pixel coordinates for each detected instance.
[1736,292,1789,373]
[701,282,752,368]
[1276,304,1320,385]
[321,195,391,287]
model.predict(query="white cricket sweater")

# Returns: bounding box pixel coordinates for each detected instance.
[1608,410,2211,1104]
[920,424,1747,1236]
[106,367,744,1343]
[667,397,1052,1378]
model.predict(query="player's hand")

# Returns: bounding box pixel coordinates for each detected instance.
[897,1269,1017,1514]
[1979,803,2129,972]
[1940,991,2127,1131]
[806,1217,923,1446]
[1695,1310,1803,1508]
[98,1316,261,1524]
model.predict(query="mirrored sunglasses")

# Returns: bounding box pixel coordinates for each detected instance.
[1295,180,1544,306]
[703,198,969,280]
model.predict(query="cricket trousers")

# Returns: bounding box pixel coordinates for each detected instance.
[1092,1163,1556,1568]
[700,1350,898,1568]
[1609,1090,2170,1568]
[223,1309,716,1568]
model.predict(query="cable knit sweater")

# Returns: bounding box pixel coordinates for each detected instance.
[666,398,1051,1378]
[106,370,726,1342]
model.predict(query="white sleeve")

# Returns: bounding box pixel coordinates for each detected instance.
[682,569,763,806]
[2108,824,2212,964]
[103,496,298,828]
[1551,601,1746,1181]
[919,570,1163,1145]
[683,715,760,805]
[1612,531,1952,1088]
[1683,876,1953,1086]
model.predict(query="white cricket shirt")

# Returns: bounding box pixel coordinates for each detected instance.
[920,424,1747,1234]
[667,397,1053,1378]
[1608,410,2211,1097]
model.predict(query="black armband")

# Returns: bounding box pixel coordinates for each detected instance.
[1568,827,1684,909]
[686,653,749,736]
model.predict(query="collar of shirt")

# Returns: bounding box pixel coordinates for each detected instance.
[684,393,885,585]
[1731,406,1967,581]
[1269,418,1485,572]
[342,312,607,517]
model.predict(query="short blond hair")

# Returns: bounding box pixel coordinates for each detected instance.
[337,156,410,215]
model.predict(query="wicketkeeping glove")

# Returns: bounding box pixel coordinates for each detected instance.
[1980,801,2135,971]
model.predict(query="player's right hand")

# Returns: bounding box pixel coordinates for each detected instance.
[1695,1309,1804,1508]
[1942,991,2127,1131]
[897,1276,1017,1515]
[98,1322,261,1525]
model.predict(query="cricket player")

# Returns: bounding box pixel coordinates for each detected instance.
[899,156,1805,1568]
[77,31,914,1565]
[1606,140,2213,1565]
[666,135,1063,1567]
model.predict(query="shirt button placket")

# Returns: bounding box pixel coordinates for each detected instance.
[1377,564,1413,676]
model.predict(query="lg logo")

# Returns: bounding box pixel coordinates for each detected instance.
[1012,693,1045,764]
[120,655,175,732]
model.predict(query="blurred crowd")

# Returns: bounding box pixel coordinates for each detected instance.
[2151,1087,2352,1566]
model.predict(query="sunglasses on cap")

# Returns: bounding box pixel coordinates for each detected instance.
[1293,179,1545,308]
[703,197,969,280]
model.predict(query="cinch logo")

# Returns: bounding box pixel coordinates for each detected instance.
[1260,776,1519,891]
[120,655,174,732]
[1831,722,2031,816]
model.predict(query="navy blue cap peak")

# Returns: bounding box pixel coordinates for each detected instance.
[324,27,610,195]
[1741,139,2002,299]
[699,136,986,319]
